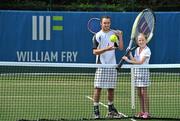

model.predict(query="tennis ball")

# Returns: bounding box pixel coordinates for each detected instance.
[110,35,118,42]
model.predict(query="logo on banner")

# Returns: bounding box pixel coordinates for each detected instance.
[32,16,63,40]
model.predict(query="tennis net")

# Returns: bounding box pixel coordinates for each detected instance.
[0,62,179,121]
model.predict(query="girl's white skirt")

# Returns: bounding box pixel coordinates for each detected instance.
[134,68,150,87]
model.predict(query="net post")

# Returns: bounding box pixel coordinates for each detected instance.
[131,67,135,115]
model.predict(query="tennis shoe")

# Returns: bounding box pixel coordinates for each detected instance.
[106,104,123,118]
[106,111,123,119]
[142,112,151,119]
[135,112,144,118]
[94,114,100,119]
[135,112,151,119]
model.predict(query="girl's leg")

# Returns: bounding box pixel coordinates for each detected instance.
[142,87,149,113]
[140,87,150,118]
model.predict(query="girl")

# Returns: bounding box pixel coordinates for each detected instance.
[122,33,151,119]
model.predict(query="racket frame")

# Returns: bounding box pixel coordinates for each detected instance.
[117,8,155,70]
[87,17,100,34]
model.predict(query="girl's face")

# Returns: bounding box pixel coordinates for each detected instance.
[101,18,111,32]
[137,34,147,48]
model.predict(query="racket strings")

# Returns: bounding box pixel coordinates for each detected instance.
[144,12,154,29]
[137,12,155,39]
[87,18,100,34]
[144,13,155,39]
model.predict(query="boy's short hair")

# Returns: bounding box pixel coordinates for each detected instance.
[100,16,111,22]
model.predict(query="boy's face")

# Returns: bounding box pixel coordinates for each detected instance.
[101,18,111,32]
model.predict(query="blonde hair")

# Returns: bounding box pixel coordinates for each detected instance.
[136,33,147,41]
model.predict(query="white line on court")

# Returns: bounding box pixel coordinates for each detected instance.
[86,96,136,121]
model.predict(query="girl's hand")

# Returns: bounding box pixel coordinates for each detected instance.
[122,56,128,61]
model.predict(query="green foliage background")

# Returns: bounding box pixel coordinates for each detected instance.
[0,0,180,11]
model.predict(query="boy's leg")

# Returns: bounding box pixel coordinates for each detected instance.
[93,88,101,119]
[106,89,122,118]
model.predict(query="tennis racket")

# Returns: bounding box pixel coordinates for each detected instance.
[87,17,123,34]
[116,8,156,70]
[87,17,123,48]
[87,18,101,34]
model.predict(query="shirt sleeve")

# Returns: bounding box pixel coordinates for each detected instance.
[144,48,151,58]
[134,48,138,58]
[92,35,99,49]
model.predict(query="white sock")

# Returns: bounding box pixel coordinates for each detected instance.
[93,102,99,106]
[108,101,113,105]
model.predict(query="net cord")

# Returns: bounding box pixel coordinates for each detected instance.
[0,61,179,69]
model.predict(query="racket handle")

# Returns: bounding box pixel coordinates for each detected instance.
[116,59,125,71]
[116,49,130,71]
[130,46,138,51]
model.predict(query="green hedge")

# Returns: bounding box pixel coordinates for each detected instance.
[0,1,180,11]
